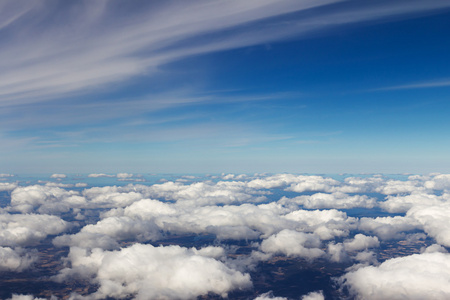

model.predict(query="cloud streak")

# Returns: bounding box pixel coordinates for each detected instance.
[1,0,449,107]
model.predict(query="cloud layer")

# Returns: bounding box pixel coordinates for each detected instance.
[1,173,450,299]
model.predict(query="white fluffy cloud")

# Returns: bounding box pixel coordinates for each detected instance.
[100,201,293,242]
[0,247,37,272]
[302,291,325,300]
[254,291,288,300]
[0,213,70,247]
[284,209,357,240]
[343,234,380,252]
[3,173,450,298]
[358,216,421,240]
[87,173,115,178]
[50,174,66,179]
[82,186,144,208]
[143,180,268,206]
[0,182,17,191]
[10,185,86,214]
[56,244,252,299]
[247,174,343,193]
[421,244,448,254]
[424,174,450,190]
[380,192,448,213]
[7,295,51,300]
[260,229,324,259]
[327,234,379,263]
[342,252,450,300]
[280,192,376,209]
[54,215,161,250]
[407,203,450,247]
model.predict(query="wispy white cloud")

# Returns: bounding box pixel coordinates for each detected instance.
[1,0,449,107]
[375,78,450,91]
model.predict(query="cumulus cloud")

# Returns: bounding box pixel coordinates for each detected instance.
[260,229,324,259]
[0,247,37,272]
[50,174,66,179]
[421,244,448,254]
[380,192,448,213]
[280,192,376,209]
[54,215,161,250]
[407,203,450,247]
[301,291,325,300]
[375,178,425,195]
[58,195,360,249]
[327,242,348,263]
[82,186,144,208]
[424,174,450,190]
[247,174,342,193]
[56,244,252,299]
[327,234,379,263]
[74,200,295,243]
[140,180,268,206]
[341,252,450,300]
[3,173,450,298]
[0,182,17,191]
[87,173,115,178]
[222,173,249,181]
[0,213,70,247]
[285,176,341,193]
[343,234,380,252]
[284,209,357,240]
[0,173,14,178]
[7,295,51,300]
[9,185,86,214]
[358,216,421,240]
[116,173,133,179]
[254,291,288,300]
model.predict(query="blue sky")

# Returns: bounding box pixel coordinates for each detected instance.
[1,0,450,174]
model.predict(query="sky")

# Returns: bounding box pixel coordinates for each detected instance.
[2,0,450,174]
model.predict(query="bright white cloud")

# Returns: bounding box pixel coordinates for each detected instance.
[56,244,252,299]
[341,252,450,300]
[421,244,448,254]
[10,185,86,214]
[284,209,357,240]
[260,229,324,259]
[424,174,450,190]
[280,192,376,209]
[2,173,450,298]
[54,215,161,250]
[407,203,450,247]
[87,173,115,178]
[301,291,325,300]
[0,213,70,247]
[7,295,50,300]
[254,291,288,300]
[107,201,293,241]
[116,173,133,179]
[380,192,448,213]
[343,234,380,252]
[50,173,66,179]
